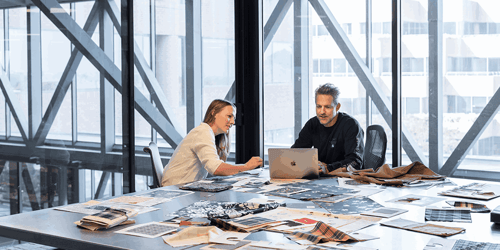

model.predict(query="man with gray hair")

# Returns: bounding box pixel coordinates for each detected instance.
[292,83,364,173]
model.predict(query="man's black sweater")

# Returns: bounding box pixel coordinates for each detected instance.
[291,112,364,172]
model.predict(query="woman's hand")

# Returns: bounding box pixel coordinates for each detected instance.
[318,161,327,174]
[245,156,263,169]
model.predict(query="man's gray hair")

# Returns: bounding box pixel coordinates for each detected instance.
[315,83,340,105]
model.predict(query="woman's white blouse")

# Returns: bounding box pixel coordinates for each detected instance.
[161,122,223,186]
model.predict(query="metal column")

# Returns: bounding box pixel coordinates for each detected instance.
[391,0,402,167]
[294,0,309,140]
[185,0,202,132]
[428,0,443,172]
[122,0,135,193]
[235,0,264,163]
[365,0,372,126]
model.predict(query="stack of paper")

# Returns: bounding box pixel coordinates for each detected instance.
[75,207,138,231]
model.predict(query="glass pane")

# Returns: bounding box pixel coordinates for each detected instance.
[402,0,428,165]
[264,0,294,152]
[154,0,187,148]
[42,4,72,141]
[371,0,392,164]
[76,2,100,143]
[9,8,28,137]
[443,0,500,174]
[201,0,235,153]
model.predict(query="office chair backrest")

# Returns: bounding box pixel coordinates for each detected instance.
[143,142,164,188]
[363,124,387,170]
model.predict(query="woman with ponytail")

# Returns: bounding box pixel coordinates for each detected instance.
[161,99,263,186]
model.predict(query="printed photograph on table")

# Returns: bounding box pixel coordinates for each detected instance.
[438,182,500,200]
[314,197,384,215]
[280,183,357,195]
[445,200,491,213]
[385,194,445,207]
[264,187,311,197]
[115,222,179,238]
[170,201,280,219]
[361,207,408,218]
[135,189,194,199]
[284,190,336,200]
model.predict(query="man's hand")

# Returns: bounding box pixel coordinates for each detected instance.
[245,156,263,169]
[318,161,327,174]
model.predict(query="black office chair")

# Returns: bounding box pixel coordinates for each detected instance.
[143,142,164,189]
[363,125,387,170]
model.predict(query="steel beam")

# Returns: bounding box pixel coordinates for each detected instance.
[309,0,428,166]
[9,161,20,214]
[185,0,202,132]
[293,0,309,139]
[428,0,443,172]
[21,163,40,211]
[264,0,293,52]
[33,0,183,148]
[440,88,500,176]
[134,90,184,147]
[32,1,100,146]
[27,6,42,143]
[0,70,29,143]
[95,171,111,199]
[224,0,292,103]
[100,5,115,153]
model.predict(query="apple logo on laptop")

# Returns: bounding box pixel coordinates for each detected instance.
[291,161,296,166]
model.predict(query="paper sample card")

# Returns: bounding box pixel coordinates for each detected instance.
[439,182,500,200]
[108,196,153,204]
[424,238,500,250]
[380,218,465,237]
[386,194,445,207]
[361,207,408,218]
[115,222,178,238]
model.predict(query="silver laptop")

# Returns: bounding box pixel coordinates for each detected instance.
[268,148,319,179]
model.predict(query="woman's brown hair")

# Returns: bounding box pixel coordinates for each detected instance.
[203,99,236,162]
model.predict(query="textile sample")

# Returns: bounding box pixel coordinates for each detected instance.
[425,207,472,223]
[289,221,358,244]
[445,200,490,213]
[380,218,465,237]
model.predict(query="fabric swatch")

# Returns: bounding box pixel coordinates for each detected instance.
[425,207,472,223]
[290,221,357,244]
[171,201,280,219]
[445,200,491,213]
[179,182,233,192]
[314,197,384,215]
